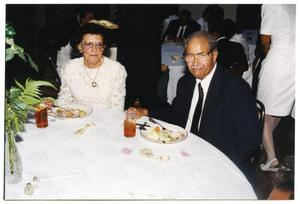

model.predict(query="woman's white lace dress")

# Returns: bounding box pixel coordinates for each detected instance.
[57,56,127,111]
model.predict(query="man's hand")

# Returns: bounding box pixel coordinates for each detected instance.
[161,64,169,72]
[127,107,149,119]
[173,37,184,43]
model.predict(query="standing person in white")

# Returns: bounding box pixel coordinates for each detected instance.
[258,4,295,172]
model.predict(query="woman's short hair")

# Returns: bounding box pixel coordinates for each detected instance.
[185,31,217,51]
[75,23,107,46]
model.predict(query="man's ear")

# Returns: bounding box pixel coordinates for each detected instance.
[213,49,218,62]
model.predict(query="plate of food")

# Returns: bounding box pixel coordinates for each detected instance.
[140,121,187,144]
[49,103,92,119]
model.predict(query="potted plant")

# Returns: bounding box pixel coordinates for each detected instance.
[5,23,56,183]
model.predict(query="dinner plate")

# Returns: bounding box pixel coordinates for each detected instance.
[140,121,187,144]
[49,103,92,119]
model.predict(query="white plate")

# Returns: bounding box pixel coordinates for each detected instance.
[140,121,187,144]
[49,103,92,119]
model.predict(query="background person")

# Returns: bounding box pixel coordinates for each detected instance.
[258,5,295,172]
[162,9,200,43]
[211,20,248,76]
[268,155,294,200]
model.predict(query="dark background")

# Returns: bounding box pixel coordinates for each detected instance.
[5,4,261,92]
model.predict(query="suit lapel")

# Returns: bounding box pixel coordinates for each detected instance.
[199,65,225,136]
[181,73,196,127]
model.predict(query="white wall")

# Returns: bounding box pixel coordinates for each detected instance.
[179,4,237,21]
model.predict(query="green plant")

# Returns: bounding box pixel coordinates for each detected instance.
[5,23,56,178]
[5,23,55,135]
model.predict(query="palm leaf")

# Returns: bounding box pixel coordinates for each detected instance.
[26,54,38,72]
[18,79,56,106]
[16,52,26,63]
[5,48,14,61]
[14,80,24,91]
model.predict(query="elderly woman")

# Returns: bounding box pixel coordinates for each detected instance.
[57,23,127,111]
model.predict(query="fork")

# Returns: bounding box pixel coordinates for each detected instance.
[74,122,95,135]
[148,117,168,131]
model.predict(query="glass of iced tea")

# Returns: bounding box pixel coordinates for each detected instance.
[124,110,136,137]
[34,103,48,128]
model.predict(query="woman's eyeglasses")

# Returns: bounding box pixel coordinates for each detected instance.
[82,42,104,52]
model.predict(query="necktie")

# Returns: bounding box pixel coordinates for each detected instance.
[178,26,184,38]
[190,82,204,135]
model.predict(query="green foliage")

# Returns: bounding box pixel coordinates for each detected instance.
[5,37,38,71]
[5,23,56,138]
[5,79,56,135]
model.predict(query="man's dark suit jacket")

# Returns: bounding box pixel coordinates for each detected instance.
[150,64,261,183]
[162,19,201,40]
[217,38,248,76]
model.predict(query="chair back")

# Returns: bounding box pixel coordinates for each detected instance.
[251,99,265,166]
[255,99,265,127]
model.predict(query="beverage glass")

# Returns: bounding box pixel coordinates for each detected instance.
[34,103,48,128]
[124,110,136,137]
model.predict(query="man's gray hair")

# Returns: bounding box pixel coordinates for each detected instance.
[185,31,218,51]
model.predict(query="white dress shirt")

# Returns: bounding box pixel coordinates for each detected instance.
[196,17,208,32]
[57,56,127,111]
[185,64,217,132]
[176,25,187,38]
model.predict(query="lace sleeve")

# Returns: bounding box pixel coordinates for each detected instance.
[56,67,75,105]
[110,64,127,111]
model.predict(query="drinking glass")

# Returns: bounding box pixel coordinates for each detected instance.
[124,110,136,137]
[34,103,48,128]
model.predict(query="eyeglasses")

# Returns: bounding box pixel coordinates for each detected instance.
[184,48,213,62]
[82,42,104,52]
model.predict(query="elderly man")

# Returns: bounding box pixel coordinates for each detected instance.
[131,32,261,184]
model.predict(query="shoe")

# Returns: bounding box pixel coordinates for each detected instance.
[260,158,279,172]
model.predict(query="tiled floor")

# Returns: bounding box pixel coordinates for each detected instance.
[254,116,295,199]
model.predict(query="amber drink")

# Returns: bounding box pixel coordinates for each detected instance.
[124,111,136,137]
[34,103,48,128]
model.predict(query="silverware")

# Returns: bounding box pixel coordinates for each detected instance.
[74,122,95,135]
[148,117,168,131]
[136,123,151,127]
[137,122,149,130]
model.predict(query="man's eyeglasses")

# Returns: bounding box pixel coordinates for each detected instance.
[184,48,213,62]
[82,42,104,52]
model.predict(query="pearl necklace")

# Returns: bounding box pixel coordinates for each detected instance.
[83,58,103,88]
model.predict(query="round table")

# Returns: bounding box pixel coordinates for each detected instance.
[161,43,186,104]
[5,104,257,199]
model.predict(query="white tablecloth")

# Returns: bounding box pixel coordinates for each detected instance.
[5,105,257,200]
[161,43,186,104]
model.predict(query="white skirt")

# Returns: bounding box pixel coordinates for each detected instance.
[257,49,295,116]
